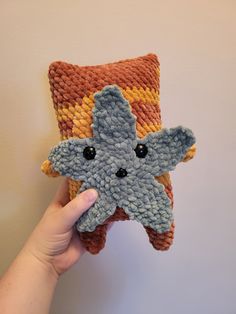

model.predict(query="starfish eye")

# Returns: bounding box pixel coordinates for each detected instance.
[134,144,148,158]
[83,146,96,160]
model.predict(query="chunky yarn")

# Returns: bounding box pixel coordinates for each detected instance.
[41,54,196,254]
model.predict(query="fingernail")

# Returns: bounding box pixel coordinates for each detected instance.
[83,189,98,203]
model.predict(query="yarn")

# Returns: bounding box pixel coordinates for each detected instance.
[42,53,196,254]
[48,85,195,233]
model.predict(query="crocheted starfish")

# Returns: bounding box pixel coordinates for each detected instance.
[48,85,195,233]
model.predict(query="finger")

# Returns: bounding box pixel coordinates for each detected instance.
[59,188,98,231]
[52,178,70,207]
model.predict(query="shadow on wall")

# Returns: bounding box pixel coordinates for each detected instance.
[50,220,155,314]
[51,252,125,314]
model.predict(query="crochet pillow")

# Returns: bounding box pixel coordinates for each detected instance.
[41,53,196,254]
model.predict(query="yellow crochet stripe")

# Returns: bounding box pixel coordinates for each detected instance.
[41,160,60,177]
[56,87,160,140]
[122,86,160,105]
[182,144,196,162]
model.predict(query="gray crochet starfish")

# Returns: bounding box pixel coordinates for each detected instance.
[48,85,195,233]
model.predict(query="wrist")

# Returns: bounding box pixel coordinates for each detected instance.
[0,242,59,314]
[20,245,60,283]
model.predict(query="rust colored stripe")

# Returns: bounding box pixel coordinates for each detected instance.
[49,54,159,109]
[131,100,162,126]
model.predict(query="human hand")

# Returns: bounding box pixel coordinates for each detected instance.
[22,179,98,278]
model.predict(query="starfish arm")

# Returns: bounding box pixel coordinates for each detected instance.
[76,190,117,232]
[140,126,196,176]
[118,179,173,233]
[92,85,137,147]
[48,137,95,181]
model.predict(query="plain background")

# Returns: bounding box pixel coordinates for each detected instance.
[0,1,235,313]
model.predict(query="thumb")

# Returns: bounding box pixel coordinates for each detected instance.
[59,189,98,231]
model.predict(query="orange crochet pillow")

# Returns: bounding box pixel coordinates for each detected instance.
[42,53,196,254]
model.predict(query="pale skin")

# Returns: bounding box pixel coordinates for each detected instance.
[0,179,98,314]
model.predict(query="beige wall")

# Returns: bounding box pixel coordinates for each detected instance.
[0,0,235,313]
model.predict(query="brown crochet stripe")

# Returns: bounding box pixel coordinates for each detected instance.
[131,100,162,127]
[49,54,159,109]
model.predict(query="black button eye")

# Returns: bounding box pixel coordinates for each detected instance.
[134,144,148,158]
[83,146,96,160]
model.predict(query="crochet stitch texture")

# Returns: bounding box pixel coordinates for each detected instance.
[41,53,196,254]
[48,85,195,233]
